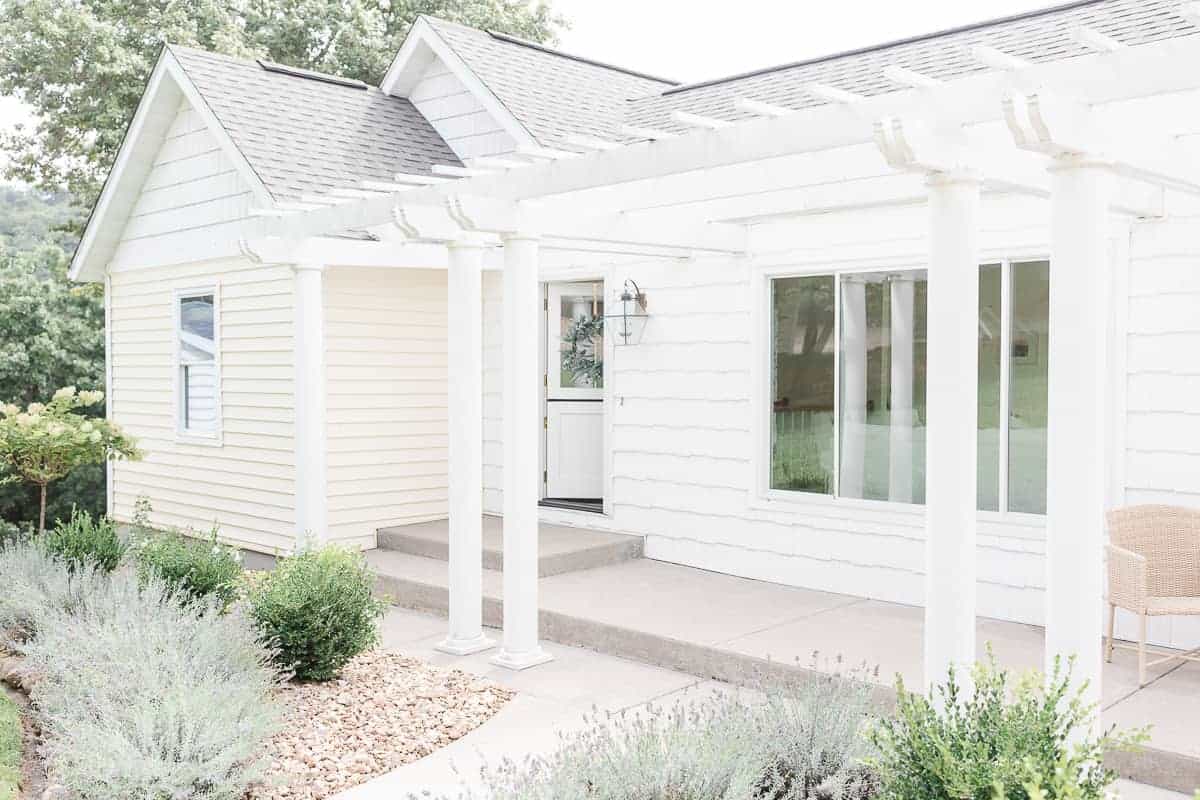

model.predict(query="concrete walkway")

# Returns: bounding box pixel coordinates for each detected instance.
[334,606,1188,800]
[371,550,1200,794]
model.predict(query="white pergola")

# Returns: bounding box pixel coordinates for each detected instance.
[245,31,1200,682]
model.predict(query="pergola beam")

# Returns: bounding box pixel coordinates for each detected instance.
[1071,25,1126,53]
[734,98,796,117]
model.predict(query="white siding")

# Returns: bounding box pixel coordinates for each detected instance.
[481,200,1051,627]
[109,98,257,271]
[109,258,296,553]
[1119,216,1200,649]
[408,59,518,160]
[324,268,449,547]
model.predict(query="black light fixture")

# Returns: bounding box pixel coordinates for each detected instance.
[606,279,648,346]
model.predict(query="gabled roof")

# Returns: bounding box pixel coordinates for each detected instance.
[169,46,459,201]
[625,0,1199,132]
[398,17,678,147]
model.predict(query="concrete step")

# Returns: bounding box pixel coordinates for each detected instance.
[367,550,1200,795]
[376,517,643,577]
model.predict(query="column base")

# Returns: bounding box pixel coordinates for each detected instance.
[489,647,555,671]
[434,633,496,656]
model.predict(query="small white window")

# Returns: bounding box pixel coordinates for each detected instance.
[176,291,219,436]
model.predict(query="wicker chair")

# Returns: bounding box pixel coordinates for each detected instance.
[1106,504,1200,686]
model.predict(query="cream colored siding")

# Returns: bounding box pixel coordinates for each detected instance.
[109,259,296,553]
[109,98,256,272]
[324,267,449,547]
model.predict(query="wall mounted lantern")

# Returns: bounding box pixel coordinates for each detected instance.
[606,279,648,346]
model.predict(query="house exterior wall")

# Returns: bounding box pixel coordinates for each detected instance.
[323,267,450,547]
[106,94,297,554]
[408,58,518,160]
[476,193,1196,652]
[108,257,297,553]
[1119,215,1200,648]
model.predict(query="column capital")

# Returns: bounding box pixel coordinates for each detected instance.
[501,231,542,244]
[292,262,324,274]
[926,168,982,189]
[447,233,491,251]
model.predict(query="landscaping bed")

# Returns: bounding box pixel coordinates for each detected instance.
[252,650,511,800]
[0,508,514,800]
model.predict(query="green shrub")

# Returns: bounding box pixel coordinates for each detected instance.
[132,526,242,608]
[476,667,880,800]
[18,566,283,800]
[248,544,384,681]
[41,507,125,573]
[868,652,1147,800]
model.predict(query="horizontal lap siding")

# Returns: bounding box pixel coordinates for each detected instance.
[409,60,517,160]
[110,100,255,271]
[107,96,295,553]
[324,268,448,546]
[1122,219,1200,649]
[109,260,296,553]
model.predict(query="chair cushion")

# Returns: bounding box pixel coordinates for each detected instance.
[1146,596,1200,616]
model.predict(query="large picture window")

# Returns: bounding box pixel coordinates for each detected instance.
[176,292,219,436]
[769,261,1048,513]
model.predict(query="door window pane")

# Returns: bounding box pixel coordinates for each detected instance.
[1008,260,1050,514]
[838,271,927,503]
[977,264,1003,511]
[771,276,835,494]
[558,284,604,389]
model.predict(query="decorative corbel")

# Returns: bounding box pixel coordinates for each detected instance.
[873,116,970,177]
[1002,91,1093,157]
[390,200,463,242]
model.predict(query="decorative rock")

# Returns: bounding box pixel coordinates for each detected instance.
[248,649,512,800]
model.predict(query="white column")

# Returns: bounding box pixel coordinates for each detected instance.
[438,240,494,655]
[1045,158,1111,708]
[492,233,554,670]
[840,279,867,499]
[923,172,980,691]
[889,278,915,503]
[293,263,328,546]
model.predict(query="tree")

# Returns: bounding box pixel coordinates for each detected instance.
[0,0,565,207]
[0,387,141,532]
[0,225,105,528]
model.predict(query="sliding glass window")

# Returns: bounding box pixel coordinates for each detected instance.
[769,261,1047,514]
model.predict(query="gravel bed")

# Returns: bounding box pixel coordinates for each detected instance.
[249,650,513,800]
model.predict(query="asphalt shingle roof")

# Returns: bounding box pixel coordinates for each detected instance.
[625,0,1200,132]
[169,45,461,202]
[422,18,676,147]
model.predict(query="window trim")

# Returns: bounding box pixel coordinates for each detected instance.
[751,251,1050,521]
[172,284,223,446]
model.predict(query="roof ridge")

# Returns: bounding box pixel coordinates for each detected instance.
[661,0,1110,96]
[418,14,679,86]
[167,43,384,92]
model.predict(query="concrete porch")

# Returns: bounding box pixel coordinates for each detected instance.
[369,518,1200,794]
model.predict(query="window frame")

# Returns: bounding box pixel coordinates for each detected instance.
[751,252,1049,523]
[172,284,223,445]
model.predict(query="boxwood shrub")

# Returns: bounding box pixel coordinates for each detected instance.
[132,526,242,609]
[248,544,384,681]
[41,508,124,573]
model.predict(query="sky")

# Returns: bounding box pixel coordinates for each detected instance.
[0,0,1058,175]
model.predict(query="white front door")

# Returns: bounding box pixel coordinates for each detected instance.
[545,281,604,503]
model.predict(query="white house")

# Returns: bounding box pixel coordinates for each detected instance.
[71,0,1200,690]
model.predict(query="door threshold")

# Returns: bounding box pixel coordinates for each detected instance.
[539,498,604,514]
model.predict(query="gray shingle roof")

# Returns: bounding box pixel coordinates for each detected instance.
[422,17,676,147]
[169,45,461,202]
[625,0,1200,132]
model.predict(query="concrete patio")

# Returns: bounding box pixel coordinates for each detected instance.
[335,606,1189,800]
[369,519,1200,794]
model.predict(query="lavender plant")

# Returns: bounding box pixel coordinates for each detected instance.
[19,567,285,799]
[0,538,108,644]
[465,667,880,800]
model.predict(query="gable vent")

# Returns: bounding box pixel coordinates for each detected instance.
[256,59,368,90]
